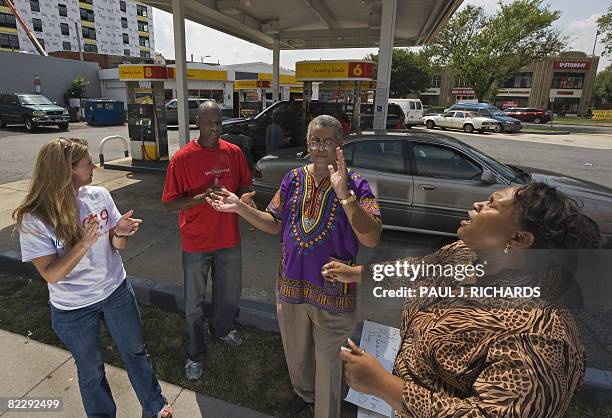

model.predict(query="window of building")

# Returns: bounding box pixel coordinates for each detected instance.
[138,21,148,32]
[136,5,147,17]
[32,18,42,32]
[0,33,20,49]
[140,51,150,58]
[138,36,149,47]
[121,17,128,29]
[80,0,93,3]
[0,13,17,29]
[501,72,533,88]
[430,74,441,88]
[454,79,471,88]
[551,73,585,89]
[62,41,71,50]
[58,3,67,17]
[60,22,69,36]
[187,89,225,103]
[120,1,126,12]
[83,43,97,53]
[122,33,129,44]
[80,8,94,22]
[82,26,96,40]
[124,48,130,56]
[30,0,40,12]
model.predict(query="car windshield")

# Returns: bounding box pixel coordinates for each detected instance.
[487,106,505,116]
[18,95,54,105]
[459,141,528,183]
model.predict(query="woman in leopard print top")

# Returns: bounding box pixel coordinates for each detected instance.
[323,182,601,417]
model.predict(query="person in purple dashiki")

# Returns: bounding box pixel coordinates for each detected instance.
[206,115,382,418]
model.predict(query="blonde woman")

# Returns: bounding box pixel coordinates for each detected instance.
[13,138,173,418]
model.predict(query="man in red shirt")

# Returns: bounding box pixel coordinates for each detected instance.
[162,101,253,380]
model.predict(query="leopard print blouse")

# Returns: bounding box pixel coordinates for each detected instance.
[371,241,585,418]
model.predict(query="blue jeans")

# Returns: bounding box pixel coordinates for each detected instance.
[51,280,166,418]
[183,245,242,362]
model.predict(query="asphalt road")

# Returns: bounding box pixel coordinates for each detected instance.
[1,122,610,188]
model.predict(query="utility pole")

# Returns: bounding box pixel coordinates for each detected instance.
[592,30,601,56]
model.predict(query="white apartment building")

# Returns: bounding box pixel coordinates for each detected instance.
[0,0,154,58]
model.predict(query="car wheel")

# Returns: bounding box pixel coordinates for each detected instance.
[425,120,435,129]
[533,117,541,124]
[494,123,503,133]
[463,124,474,133]
[58,123,69,131]
[24,117,36,132]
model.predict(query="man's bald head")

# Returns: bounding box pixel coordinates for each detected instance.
[198,100,220,117]
[196,100,222,146]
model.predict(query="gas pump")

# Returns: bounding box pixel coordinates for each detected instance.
[295,60,375,134]
[119,65,169,165]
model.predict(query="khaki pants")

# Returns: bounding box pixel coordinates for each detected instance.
[277,299,356,418]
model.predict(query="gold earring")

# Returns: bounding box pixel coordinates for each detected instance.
[504,243,510,254]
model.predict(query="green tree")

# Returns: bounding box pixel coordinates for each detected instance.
[597,2,612,56]
[365,49,432,98]
[425,0,565,102]
[67,76,90,98]
[593,65,612,106]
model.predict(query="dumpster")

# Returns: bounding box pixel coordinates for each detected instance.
[83,99,125,126]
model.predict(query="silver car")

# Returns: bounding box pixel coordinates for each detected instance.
[253,131,612,247]
[165,98,206,125]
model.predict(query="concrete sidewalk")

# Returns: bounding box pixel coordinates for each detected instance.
[0,329,275,418]
[1,166,611,406]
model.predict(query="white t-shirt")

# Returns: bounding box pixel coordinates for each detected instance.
[19,186,126,310]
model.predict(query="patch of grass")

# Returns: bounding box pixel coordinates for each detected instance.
[550,117,612,127]
[0,273,610,418]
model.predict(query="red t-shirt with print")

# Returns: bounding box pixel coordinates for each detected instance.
[162,138,252,252]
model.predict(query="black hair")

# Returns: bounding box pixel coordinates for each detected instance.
[513,182,601,249]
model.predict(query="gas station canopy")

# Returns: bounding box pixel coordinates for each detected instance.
[141,0,462,50]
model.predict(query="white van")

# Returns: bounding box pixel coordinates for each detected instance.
[389,98,423,127]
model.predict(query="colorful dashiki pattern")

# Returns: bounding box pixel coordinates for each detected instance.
[267,165,381,313]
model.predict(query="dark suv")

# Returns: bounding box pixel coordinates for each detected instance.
[222,100,405,160]
[503,107,551,124]
[446,102,522,133]
[0,93,70,131]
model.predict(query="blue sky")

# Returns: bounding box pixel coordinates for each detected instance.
[152,0,611,72]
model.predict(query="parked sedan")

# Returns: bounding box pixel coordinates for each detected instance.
[503,107,552,124]
[253,131,611,247]
[165,98,208,125]
[423,111,499,133]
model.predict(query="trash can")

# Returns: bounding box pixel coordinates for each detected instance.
[83,99,125,126]
[68,107,80,122]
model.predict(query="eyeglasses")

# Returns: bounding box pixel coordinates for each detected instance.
[59,137,75,147]
[307,137,337,151]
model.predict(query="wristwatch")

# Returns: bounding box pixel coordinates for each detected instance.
[339,190,356,205]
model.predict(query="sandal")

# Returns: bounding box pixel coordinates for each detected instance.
[159,405,174,418]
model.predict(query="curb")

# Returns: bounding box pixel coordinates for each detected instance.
[521,129,571,135]
[1,251,610,405]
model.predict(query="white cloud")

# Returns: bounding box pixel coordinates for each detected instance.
[564,14,610,70]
